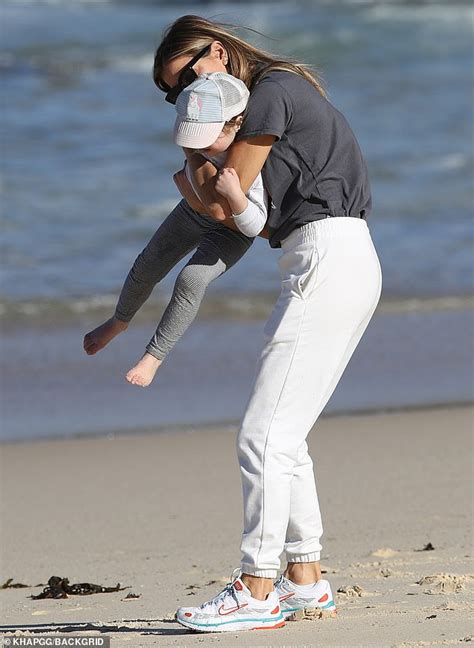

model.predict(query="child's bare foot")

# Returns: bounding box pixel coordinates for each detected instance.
[83,316,128,355]
[126,352,162,387]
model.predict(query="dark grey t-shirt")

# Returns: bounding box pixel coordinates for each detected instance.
[236,70,372,248]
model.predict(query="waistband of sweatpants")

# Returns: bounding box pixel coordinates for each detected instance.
[281,216,368,251]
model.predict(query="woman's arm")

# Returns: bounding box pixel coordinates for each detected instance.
[184,135,275,227]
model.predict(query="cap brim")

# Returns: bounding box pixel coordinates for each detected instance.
[173,117,224,149]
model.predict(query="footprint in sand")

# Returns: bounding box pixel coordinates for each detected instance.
[287,607,337,622]
[371,547,399,559]
[417,573,472,594]
[337,584,374,598]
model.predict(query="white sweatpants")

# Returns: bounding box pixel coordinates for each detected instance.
[237,217,382,578]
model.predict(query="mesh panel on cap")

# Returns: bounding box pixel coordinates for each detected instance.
[219,79,244,111]
[211,72,249,118]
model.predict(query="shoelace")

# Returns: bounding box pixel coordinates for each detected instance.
[274,574,285,590]
[199,567,242,612]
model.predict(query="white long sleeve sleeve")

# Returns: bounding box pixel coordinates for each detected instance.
[231,188,268,238]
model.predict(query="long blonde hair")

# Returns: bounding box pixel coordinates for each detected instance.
[153,15,327,98]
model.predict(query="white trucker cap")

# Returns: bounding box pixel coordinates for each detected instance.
[173,72,250,149]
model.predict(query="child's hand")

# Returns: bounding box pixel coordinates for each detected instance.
[215,167,242,201]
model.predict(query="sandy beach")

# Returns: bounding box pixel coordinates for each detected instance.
[0,405,472,647]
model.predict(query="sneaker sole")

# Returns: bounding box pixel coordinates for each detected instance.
[176,614,285,633]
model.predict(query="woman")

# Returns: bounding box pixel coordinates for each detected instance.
[154,15,382,633]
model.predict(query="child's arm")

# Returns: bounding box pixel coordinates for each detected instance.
[214,167,267,238]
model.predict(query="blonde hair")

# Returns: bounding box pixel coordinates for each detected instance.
[153,15,327,98]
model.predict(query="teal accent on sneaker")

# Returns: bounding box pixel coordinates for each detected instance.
[178,614,284,629]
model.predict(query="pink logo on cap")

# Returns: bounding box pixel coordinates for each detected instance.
[187,93,203,121]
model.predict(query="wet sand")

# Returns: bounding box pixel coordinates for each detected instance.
[0,405,473,647]
[2,307,474,441]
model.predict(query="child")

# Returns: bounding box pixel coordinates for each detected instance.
[83,72,268,386]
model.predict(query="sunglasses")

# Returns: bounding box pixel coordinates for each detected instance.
[162,44,212,105]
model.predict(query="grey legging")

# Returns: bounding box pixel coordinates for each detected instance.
[114,199,253,360]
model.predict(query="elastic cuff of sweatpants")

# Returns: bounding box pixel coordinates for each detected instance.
[113,310,133,324]
[145,343,166,361]
[285,551,321,564]
[240,563,279,579]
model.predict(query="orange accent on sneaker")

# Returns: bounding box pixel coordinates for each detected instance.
[184,612,193,617]
[252,620,286,630]
[234,580,243,591]
[318,593,329,603]
[271,605,280,614]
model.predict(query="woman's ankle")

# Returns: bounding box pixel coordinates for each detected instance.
[241,573,274,601]
[284,561,322,585]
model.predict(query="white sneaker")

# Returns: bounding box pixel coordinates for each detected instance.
[275,574,337,620]
[175,569,285,633]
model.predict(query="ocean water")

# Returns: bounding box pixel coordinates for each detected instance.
[1,0,473,440]
[2,0,473,313]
